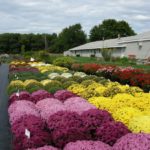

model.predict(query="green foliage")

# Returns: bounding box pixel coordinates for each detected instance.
[0,33,57,54]
[48,86,64,94]
[53,57,75,68]
[21,45,25,55]
[43,80,63,93]
[52,24,87,53]
[114,57,136,65]
[101,48,112,61]
[9,72,47,82]
[89,19,136,41]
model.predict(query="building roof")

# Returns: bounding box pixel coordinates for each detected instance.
[69,31,150,51]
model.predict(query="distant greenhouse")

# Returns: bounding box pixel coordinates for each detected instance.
[64,31,150,60]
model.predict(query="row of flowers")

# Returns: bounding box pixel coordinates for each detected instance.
[7,77,143,97]
[8,60,150,150]
[9,89,150,150]
[71,63,150,92]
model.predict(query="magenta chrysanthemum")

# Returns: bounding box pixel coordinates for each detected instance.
[64,97,96,114]
[31,90,54,103]
[64,140,112,150]
[36,98,66,121]
[113,133,150,150]
[29,145,59,150]
[8,100,40,125]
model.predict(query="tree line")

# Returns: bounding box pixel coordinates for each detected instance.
[0,19,136,54]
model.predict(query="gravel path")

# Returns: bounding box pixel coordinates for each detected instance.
[0,64,12,150]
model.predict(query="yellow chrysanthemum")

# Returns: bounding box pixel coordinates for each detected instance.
[128,115,150,133]
[113,107,143,126]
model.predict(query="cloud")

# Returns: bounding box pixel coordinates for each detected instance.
[0,0,149,34]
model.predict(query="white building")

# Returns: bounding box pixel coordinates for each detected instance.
[64,31,150,59]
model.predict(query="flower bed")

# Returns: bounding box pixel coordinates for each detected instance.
[71,63,150,92]
[8,60,150,150]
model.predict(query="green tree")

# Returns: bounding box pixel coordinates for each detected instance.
[53,24,87,53]
[89,19,136,41]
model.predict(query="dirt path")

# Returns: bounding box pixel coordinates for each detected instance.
[0,64,12,150]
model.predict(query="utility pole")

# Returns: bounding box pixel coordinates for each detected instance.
[44,34,48,50]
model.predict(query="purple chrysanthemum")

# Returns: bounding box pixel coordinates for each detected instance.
[81,109,114,138]
[47,111,90,148]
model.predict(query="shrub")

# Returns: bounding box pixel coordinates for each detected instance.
[101,48,112,61]
[53,57,75,68]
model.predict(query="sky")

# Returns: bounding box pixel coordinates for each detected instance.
[0,0,150,35]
